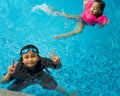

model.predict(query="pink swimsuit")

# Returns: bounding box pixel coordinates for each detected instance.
[81,0,109,26]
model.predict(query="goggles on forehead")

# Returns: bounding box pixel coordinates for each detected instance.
[21,48,39,55]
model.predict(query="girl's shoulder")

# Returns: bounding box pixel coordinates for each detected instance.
[97,15,109,25]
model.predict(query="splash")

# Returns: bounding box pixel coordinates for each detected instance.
[32,3,62,16]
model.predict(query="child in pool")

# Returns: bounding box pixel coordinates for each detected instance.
[0,44,78,96]
[54,0,109,39]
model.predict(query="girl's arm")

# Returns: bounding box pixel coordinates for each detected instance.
[53,21,84,39]
[97,15,109,26]
[83,0,90,9]
[61,12,79,19]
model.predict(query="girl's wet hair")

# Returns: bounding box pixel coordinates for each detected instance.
[20,44,39,55]
[94,0,105,17]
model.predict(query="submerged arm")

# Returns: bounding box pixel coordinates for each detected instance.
[0,59,17,84]
[0,73,13,84]
[61,12,79,19]
[53,22,84,39]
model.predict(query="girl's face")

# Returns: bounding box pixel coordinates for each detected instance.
[90,2,102,15]
[22,51,39,69]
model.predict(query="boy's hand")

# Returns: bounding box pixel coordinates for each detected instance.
[8,59,18,75]
[48,50,61,64]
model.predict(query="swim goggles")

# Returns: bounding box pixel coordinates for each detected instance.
[21,48,39,55]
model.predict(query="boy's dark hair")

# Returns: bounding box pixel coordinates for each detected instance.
[95,0,105,17]
[20,44,39,55]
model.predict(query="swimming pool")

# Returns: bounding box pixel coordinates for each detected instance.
[0,0,120,96]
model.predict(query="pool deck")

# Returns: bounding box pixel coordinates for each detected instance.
[0,89,31,96]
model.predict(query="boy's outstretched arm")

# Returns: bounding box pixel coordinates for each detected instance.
[0,73,13,84]
[48,50,62,69]
[0,59,17,84]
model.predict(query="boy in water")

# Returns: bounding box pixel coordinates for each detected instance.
[0,44,78,96]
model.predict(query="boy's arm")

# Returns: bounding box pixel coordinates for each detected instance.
[0,59,17,84]
[0,73,13,84]
[55,62,62,69]
[48,50,62,69]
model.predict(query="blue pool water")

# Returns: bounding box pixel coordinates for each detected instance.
[0,0,120,96]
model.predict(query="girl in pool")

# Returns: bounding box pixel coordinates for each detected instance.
[0,44,78,96]
[54,0,109,39]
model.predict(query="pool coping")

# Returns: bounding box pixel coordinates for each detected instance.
[0,88,31,96]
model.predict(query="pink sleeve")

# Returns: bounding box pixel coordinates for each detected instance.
[85,0,94,9]
[97,16,109,26]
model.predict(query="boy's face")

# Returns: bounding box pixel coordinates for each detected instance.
[22,51,39,69]
[90,2,102,15]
